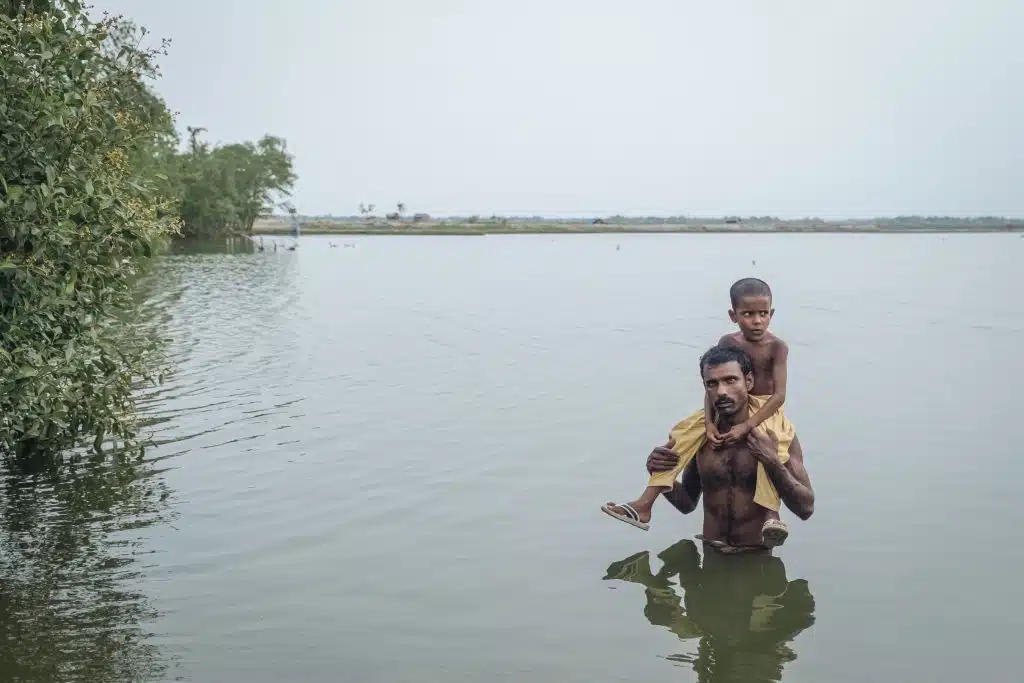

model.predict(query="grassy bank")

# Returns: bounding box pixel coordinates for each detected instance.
[252,218,1024,236]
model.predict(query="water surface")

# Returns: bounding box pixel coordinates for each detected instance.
[2,232,1020,682]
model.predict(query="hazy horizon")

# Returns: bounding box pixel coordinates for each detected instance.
[94,1,1024,218]
[261,211,1022,220]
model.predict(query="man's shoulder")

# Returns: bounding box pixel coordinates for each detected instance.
[694,440,718,467]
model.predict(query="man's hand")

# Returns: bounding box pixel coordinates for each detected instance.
[746,428,782,468]
[646,438,680,474]
[721,421,753,445]
[704,424,725,450]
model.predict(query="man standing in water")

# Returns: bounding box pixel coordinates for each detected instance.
[647,345,815,553]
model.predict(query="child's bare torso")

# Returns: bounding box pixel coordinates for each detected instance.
[718,331,782,396]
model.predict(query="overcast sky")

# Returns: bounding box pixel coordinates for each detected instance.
[93,0,1022,218]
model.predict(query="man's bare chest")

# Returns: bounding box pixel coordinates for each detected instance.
[697,445,759,491]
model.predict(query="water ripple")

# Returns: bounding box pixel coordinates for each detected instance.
[6,234,1017,682]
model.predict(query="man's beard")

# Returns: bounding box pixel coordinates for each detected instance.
[714,397,745,428]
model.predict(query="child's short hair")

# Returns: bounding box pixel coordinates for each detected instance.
[729,278,772,308]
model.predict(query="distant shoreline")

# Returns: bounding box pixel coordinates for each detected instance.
[251,218,1024,236]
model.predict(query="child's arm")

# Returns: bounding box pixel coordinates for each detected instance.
[703,391,723,447]
[704,333,736,447]
[744,340,788,431]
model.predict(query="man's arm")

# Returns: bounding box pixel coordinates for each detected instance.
[662,456,702,514]
[744,339,788,430]
[645,439,701,512]
[762,433,814,520]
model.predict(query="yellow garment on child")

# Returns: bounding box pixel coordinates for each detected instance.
[646,395,795,512]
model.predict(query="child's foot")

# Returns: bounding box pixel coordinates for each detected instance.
[601,500,653,531]
[761,518,789,547]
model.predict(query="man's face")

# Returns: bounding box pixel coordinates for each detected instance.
[729,295,774,342]
[702,360,753,417]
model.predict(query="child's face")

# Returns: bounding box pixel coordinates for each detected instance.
[729,295,774,341]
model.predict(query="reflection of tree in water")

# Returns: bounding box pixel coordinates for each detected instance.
[0,446,176,682]
[603,540,816,683]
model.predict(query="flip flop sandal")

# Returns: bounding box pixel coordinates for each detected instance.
[761,519,789,547]
[600,502,650,531]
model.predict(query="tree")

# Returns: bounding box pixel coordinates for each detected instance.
[396,202,405,217]
[174,131,296,239]
[358,203,377,222]
[0,0,178,456]
[0,0,59,14]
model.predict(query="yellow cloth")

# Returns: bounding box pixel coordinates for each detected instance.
[647,395,795,511]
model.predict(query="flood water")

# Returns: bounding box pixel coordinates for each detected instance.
[1,232,1021,682]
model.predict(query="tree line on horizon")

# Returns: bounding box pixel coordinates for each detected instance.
[290,212,1021,228]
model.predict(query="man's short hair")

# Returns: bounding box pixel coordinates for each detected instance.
[729,278,772,308]
[699,344,754,379]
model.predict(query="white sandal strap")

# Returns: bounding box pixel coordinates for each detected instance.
[618,503,639,521]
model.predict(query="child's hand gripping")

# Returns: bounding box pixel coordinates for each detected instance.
[705,423,726,450]
[720,421,753,446]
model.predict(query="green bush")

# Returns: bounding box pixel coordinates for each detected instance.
[0,2,178,456]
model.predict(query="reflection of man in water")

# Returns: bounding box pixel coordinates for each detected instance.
[603,540,815,683]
